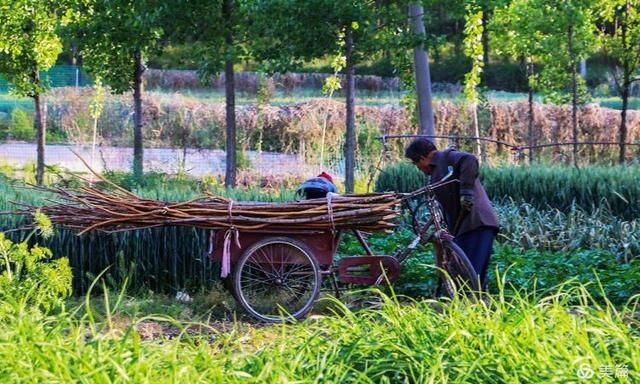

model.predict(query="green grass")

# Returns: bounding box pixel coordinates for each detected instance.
[0,282,637,383]
[1,169,638,382]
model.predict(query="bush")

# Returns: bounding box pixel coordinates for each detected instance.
[8,108,34,141]
[374,162,427,193]
[354,58,396,77]
[430,54,471,84]
[482,62,528,92]
[0,231,72,314]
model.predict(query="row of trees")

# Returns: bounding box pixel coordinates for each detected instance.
[0,0,639,187]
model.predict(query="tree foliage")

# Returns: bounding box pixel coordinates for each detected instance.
[463,3,485,103]
[524,0,596,104]
[74,0,166,93]
[598,0,640,163]
[72,0,168,179]
[247,0,385,72]
[0,0,69,97]
[0,0,73,185]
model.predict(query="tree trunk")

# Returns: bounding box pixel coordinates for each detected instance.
[409,3,435,136]
[618,0,630,164]
[453,21,462,56]
[32,69,45,186]
[223,0,236,188]
[481,10,490,69]
[133,49,144,179]
[527,61,535,164]
[472,102,481,163]
[344,25,356,193]
[568,26,578,167]
[619,86,629,164]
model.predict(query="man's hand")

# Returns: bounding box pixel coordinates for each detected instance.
[460,193,474,211]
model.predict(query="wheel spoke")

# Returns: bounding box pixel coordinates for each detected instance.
[234,238,320,322]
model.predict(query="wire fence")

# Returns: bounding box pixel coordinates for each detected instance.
[0,65,92,93]
[0,143,343,179]
[1,65,93,117]
[2,66,640,179]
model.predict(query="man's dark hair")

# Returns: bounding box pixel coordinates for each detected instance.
[405,138,437,162]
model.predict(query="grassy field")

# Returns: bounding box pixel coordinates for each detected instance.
[0,167,639,382]
[0,282,637,383]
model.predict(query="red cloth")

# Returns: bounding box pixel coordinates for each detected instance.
[317,172,334,184]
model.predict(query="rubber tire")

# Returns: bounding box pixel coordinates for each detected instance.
[233,236,321,323]
[437,240,480,298]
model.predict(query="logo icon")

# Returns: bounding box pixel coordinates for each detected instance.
[577,363,594,379]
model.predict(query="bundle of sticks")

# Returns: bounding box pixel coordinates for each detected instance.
[17,180,401,235]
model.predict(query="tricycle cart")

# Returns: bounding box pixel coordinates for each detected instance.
[208,169,478,323]
[208,228,401,323]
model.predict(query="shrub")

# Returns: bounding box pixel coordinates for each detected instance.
[8,108,34,141]
[374,162,427,193]
[0,231,72,314]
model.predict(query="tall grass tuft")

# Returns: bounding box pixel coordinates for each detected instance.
[240,285,640,382]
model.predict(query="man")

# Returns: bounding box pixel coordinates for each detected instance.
[405,138,499,288]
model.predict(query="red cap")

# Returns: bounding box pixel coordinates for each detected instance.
[317,172,334,184]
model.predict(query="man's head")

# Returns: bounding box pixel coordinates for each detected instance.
[405,138,438,174]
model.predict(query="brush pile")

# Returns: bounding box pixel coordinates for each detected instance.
[21,183,400,235]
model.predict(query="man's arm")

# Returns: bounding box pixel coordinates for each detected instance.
[447,151,479,210]
[448,151,479,194]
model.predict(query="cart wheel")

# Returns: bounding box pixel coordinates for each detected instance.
[437,240,479,298]
[233,236,321,323]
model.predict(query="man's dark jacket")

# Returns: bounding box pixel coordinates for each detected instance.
[428,149,499,236]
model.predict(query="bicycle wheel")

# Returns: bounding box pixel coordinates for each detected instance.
[402,198,431,235]
[233,236,321,323]
[436,240,479,298]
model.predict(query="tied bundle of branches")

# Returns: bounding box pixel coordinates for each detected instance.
[18,188,399,235]
[12,166,400,234]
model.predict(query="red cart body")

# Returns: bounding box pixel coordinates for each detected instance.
[209,230,340,267]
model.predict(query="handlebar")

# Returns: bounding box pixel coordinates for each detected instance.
[400,166,458,200]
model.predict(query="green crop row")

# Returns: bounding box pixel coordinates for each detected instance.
[376,163,640,219]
